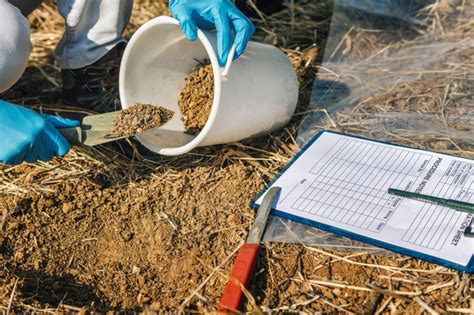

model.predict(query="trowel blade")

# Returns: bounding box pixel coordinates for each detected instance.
[246,187,281,244]
[60,106,175,147]
[80,111,127,146]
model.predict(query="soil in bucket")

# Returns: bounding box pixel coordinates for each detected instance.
[109,103,174,138]
[178,63,214,134]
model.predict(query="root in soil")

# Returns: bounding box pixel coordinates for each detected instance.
[109,103,174,137]
[178,63,214,134]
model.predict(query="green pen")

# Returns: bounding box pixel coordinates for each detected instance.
[387,188,474,215]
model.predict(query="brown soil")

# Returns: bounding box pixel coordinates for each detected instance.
[110,103,174,138]
[0,1,472,313]
[178,64,214,134]
[1,162,262,311]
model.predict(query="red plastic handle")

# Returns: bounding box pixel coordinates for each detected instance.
[217,243,260,313]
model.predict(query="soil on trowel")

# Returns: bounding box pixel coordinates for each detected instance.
[178,63,214,134]
[109,103,174,137]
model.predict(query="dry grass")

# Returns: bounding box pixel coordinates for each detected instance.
[0,0,473,313]
[298,0,474,159]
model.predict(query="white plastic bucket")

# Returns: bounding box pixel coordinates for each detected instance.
[119,16,298,156]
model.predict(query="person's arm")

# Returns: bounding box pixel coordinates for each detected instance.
[169,0,255,66]
[0,100,80,165]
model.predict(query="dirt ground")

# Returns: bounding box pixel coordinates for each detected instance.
[1,0,473,313]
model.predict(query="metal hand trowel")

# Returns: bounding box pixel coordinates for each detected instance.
[59,107,174,147]
[58,111,126,146]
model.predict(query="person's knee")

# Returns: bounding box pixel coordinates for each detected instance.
[0,1,32,93]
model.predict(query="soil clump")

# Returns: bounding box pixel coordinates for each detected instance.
[178,64,214,134]
[110,103,174,137]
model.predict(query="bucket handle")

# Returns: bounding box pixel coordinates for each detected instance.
[220,45,236,77]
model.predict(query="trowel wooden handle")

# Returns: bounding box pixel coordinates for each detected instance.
[218,243,260,313]
[59,126,83,145]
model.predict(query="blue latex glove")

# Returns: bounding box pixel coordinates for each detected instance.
[0,100,80,165]
[169,0,255,66]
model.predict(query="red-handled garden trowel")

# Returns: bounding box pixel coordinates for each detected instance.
[218,186,281,313]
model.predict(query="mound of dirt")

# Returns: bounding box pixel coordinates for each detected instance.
[178,64,214,134]
[0,162,264,311]
[110,103,174,138]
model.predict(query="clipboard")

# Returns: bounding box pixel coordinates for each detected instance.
[253,130,474,273]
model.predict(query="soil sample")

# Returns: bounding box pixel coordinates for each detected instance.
[178,64,214,134]
[110,103,174,137]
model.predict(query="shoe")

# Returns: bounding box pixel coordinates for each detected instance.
[61,42,126,113]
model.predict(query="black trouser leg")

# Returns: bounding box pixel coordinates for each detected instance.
[9,0,44,16]
[235,0,285,17]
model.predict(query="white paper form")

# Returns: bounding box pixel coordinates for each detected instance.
[255,131,474,268]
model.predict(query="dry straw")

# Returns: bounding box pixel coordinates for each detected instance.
[1,0,472,313]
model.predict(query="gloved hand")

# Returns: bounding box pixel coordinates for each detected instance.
[0,100,80,165]
[169,0,255,66]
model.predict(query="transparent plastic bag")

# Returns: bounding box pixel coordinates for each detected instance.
[263,0,473,248]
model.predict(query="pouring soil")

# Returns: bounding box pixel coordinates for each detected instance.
[178,64,214,134]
